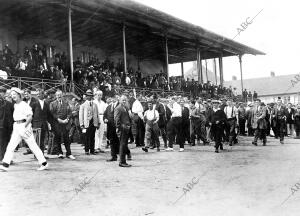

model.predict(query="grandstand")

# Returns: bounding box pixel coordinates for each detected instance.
[0,0,264,98]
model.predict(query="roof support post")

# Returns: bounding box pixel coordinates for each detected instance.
[122,23,127,74]
[181,62,184,78]
[239,55,244,95]
[196,47,203,84]
[218,54,224,87]
[165,36,169,84]
[67,0,74,93]
[205,59,208,83]
[213,58,218,85]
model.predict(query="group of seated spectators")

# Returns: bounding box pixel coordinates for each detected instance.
[0,43,240,100]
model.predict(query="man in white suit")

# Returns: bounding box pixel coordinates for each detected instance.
[79,90,99,155]
[93,90,107,153]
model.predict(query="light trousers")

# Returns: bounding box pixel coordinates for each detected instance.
[3,123,46,165]
[94,115,105,149]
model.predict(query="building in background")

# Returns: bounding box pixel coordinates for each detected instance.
[224,72,300,104]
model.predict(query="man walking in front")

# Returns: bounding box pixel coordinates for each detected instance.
[114,95,132,167]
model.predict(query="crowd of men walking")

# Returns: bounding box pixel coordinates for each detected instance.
[0,86,300,171]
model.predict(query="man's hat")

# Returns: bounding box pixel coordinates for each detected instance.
[85,89,93,97]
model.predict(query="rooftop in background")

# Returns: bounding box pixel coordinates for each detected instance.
[224,74,300,96]
[0,0,265,64]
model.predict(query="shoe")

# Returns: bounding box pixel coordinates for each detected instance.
[165,147,174,151]
[106,158,117,162]
[0,166,8,172]
[280,141,284,144]
[157,148,160,152]
[179,148,184,152]
[97,149,105,153]
[37,163,48,171]
[149,146,155,149]
[252,142,257,146]
[263,143,266,146]
[127,154,132,160]
[191,143,195,146]
[23,151,33,155]
[119,163,132,167]
[90,152,97,155]
[85,152,90,155]
[142,147,148,152]
[58,154,64,159]
[215,149,219,153]
[67,155,76,160]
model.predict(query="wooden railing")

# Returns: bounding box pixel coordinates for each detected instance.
[0,75,191,98]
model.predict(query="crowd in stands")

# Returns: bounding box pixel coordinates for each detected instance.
[0,43,236,99]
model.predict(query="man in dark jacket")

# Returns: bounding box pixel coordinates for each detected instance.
[114,95,132,167]
[154,95,170,148]
[104,97,120,161]
[0,88,14,161]
[210,100,227,153]
[31,89,54,156]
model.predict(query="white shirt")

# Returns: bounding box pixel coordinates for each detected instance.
[39,99,44,110]
[132,99,144,120]
[94,99,107,115]
[144,109,159,121]
[13,101,33,121]
[169,102,182,118]
[224,106,237,119]
[19,61,27,70]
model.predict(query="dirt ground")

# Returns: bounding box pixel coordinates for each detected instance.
[1,136,300,216]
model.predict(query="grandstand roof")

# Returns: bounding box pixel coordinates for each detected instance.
[224,74,300,96]
[0,0,265,63]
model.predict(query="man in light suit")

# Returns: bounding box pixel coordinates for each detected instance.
[114,95,132,167]
[251,99,267,146]
[79,90,99,155]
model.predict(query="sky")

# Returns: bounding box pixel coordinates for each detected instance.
[134,0,300,81]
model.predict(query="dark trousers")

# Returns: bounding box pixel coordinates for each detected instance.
[107,122,119,158]
[190,119,207,144]
[181,120,190,144]
[276,119,286,141]
[135,117,145,146]
[167,117,183,148]
[159,125,167,147]
[53,123,72,156]
[253,128,267,144]
[226,119,237,144]
[212,125,223,150]
[0,129,9,161]
[85,120,96,153]
[238,118,246,135]
[119,127,131,164]
[32,126,47,154]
